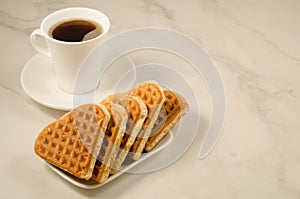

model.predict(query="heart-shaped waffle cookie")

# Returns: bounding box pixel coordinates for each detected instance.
[128,81,165,160]
[145,90,189,152]
[102,94,148,174]
[92,102,128,183]
[34,104,110,180]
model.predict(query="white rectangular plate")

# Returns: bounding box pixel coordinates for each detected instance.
[45,131,173,189]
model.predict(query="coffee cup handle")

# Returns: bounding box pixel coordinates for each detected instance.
[30,29,51,57]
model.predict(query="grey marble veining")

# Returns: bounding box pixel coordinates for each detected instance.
[0,0,299,198]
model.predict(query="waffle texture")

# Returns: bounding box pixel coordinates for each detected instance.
[128,81,165,160]
[92,102,128,183]
[34,81,190,184]
[104,94,148,174]
[34,104,110,180]
[145,90,189,152]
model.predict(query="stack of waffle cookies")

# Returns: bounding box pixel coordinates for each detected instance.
[34,81,189,183]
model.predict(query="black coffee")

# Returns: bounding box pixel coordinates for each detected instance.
[51,19,103,42]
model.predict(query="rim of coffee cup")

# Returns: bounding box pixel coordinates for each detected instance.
[39,7,110,44]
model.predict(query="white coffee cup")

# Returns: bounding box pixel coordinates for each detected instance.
[30,7,110,94]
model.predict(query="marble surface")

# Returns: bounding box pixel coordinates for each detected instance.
[1,0,300,198]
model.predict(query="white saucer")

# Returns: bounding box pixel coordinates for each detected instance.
[20,53,135,111]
